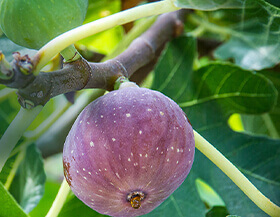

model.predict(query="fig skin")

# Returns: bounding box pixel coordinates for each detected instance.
[63,87,195,217]
[0,0,88,49]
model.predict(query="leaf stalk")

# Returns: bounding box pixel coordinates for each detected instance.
[194,130,280,217]
[33,0,179,73]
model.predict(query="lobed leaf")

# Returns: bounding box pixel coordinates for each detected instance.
[178,63,277,114]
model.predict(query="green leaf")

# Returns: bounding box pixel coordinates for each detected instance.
[58,194,105,217]
[227,215,241,217]
[195,178,225,208]
[0,181,28,217]
[0,150,25,191]
[265,0,280,7]
[0,36,36,62]
[214,0,280,70]
[29,181,60,217]
[0,153,18,185]
[206,206,229,217]
[150,36,280,216]
[178,63,277,114]
[241,70,280,139]
[152,37,277,115]
[151,35,196,97]
[144,172,206,217]
[14,144,46,213]
[175,0,249,10]
[147,36,205,217]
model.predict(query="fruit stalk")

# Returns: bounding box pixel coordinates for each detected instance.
[0,106,43,172]
[60,45,82,63]
[193,130,280,217]
[45,179,70,217]
[33,0,180,73]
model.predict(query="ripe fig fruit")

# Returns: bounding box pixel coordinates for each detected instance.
[63,87,195,217]
[0,0,88,49]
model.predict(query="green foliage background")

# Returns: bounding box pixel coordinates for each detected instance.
[0,0,279,217]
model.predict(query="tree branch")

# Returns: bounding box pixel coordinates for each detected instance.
[35,10,189,157]
[1,10,188,109]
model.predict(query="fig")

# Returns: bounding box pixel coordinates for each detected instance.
[0,0,88,49]
[63,86,195,217]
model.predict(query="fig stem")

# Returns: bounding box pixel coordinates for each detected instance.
[45,178,70,217]
[114,77,139,90]
[32,0,180,73]
[0,106,43,172]
[193,130,280,217]
[60,45,82,63]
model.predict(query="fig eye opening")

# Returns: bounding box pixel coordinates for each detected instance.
[127,191,145,209]
[131,195,141,209]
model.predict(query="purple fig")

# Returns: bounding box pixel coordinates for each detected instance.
[63,86,195,217]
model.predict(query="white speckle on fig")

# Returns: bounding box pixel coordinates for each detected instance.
[63,87,195,217]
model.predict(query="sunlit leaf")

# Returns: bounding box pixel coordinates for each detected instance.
[195,178,225,208]
[76,0,123,54]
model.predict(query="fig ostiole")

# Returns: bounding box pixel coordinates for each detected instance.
[0,0,88,49]
[63,86,195,217]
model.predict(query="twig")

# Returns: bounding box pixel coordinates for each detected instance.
[3,10,188,108]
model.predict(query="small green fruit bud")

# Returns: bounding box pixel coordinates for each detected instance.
[0,0,88,49]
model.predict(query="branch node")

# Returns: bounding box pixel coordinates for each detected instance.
[17,94,35,109]
[13,52,34,75]
[114,60,129,78]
